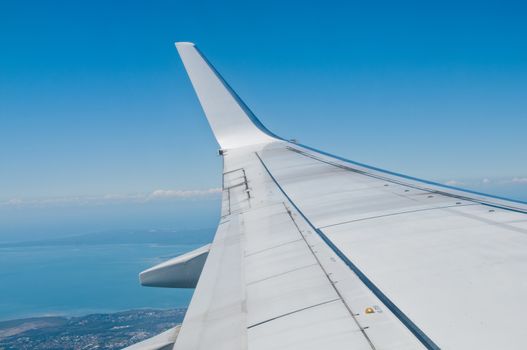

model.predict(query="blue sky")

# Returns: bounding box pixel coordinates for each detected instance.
[1,0,527,239]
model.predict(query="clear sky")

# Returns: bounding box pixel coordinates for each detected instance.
[1,0,527,240]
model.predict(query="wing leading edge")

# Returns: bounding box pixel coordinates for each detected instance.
[132,43,527,350]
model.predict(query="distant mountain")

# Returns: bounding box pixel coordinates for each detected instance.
[0,308,186,350]
[0,228,215,248]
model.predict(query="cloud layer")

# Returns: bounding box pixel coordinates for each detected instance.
[444,177,527,187]
[3,176,527,208]
[1,188,222,207]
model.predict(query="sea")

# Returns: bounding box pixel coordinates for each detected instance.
[0,199,220,322]
[0,240,204,321]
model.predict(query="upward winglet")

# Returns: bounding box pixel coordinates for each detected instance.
[175,42,280,149]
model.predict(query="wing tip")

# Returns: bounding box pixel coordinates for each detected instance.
[175,41,195,48]
[174,42,282,148]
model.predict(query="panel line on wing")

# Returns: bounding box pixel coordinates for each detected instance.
[244,238,303,257]
[246,263,318,286]
[318,203,477,229]
[441,206,527,235]
[247,298,341,329]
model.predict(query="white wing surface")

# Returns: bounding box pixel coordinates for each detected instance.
[143,43,527,350]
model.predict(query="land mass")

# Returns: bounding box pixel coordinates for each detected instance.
[0,308,185,350]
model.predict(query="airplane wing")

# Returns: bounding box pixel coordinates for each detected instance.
[127,42,527,350]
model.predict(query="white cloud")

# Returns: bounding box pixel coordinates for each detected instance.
[482,178,491,184]
[0,188,222,207]
[493,177,527,185]
[511,177,527,184]
[6,198,23,205]
[445,180,464,186]
[149,188,221,199]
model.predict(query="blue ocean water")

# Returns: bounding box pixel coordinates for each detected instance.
[0,242,200,321]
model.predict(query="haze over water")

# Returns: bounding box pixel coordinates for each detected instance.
[0,198,220,321]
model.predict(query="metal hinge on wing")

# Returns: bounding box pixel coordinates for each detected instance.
[223,168,252,217]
